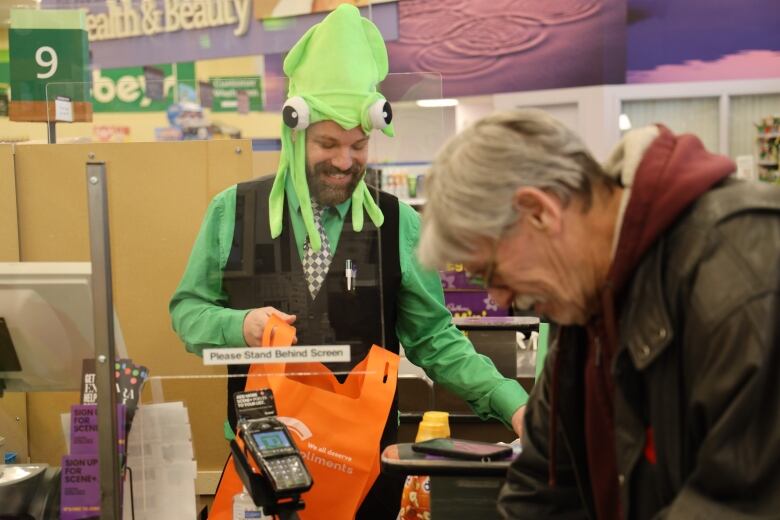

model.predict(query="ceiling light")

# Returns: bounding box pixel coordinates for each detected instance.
[618,113,632,131]
[415,98,459,108]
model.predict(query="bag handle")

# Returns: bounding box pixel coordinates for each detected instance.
[355,345,398,398]
[262,313,296,347]
[261,315,398,401]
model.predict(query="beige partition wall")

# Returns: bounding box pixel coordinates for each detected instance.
[12,140,271,480]
[0,144,30,464]
[0,145,19,260]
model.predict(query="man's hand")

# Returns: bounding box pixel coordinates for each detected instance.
[511,405,526,438]
[242,307,297,347]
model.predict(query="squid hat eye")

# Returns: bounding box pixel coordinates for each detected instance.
[367,98,392,130]
[282,96,310,130]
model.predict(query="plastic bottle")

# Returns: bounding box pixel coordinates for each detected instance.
[232,486,264,520]
[399,411,450,519]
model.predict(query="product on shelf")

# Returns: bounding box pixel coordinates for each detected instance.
[755,115,780,183]
[369,163,429,203]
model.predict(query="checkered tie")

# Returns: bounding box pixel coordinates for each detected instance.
[303,202,332,299]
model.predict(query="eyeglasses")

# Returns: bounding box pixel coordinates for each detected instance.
[465,264,495,289]
[465,244,498,290]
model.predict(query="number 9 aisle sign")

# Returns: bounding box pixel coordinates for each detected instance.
[9,8,92,123]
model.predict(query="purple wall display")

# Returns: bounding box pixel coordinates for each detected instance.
[266,0,780,100]
[263,54,444,111]
[40,0,398,69]
[39,0,779,104]
[261,54,286,111]
[439,270,482,291]
[627,0,780,83]
[386,0,627,98]
[444,290,509,318]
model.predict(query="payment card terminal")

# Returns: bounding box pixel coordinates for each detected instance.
[238,417,313,495]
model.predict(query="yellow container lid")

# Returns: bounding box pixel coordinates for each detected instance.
[415,411,451,442]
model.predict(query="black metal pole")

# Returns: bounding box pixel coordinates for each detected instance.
[85,162,122,520]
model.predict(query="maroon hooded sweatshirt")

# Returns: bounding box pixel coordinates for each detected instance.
[582,125,735,520]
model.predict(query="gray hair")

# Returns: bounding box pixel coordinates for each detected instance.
[418,108,613,269]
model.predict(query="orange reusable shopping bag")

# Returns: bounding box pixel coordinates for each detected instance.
[210,315,398,519]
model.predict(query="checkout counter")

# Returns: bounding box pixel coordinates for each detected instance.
[389,316,547,518]
[397,316,544,443]
[381,442,518,519]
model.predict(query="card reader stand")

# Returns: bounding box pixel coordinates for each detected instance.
[230,440,305,520]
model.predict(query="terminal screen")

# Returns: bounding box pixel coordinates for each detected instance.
[252,430,291,452]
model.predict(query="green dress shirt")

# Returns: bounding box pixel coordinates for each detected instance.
[169,178,527,427]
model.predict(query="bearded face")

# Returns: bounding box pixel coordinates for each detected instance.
[305,121,370,206]
[306,160,365,206]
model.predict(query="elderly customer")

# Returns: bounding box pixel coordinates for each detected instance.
[418,109,780,519]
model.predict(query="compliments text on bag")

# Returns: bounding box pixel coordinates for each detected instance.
[302,440,355,475]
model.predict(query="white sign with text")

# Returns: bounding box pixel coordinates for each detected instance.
[54,96,73,122]
[203,346,351,365]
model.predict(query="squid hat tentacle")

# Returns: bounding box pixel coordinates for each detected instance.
[268,4,394,251]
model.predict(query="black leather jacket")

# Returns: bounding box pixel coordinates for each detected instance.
[498,180,780,519]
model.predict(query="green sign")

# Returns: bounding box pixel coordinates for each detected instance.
[0,50,9,85]
[92,62,195,112]
[210,76,263,112]
[9,9,90,102]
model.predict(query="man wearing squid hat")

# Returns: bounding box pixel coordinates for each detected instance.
[171,5,528,517]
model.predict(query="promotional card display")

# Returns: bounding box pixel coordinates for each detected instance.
[61,404,127,520]
[114,359,149,423]
[80,359,98,405]
[60,455,100,520]
[81,357,149,430]
[234,389,278,422]
[68,404,127,456]
[63,358,149,518]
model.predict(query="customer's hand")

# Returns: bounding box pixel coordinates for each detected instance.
[511,405,526,438]
[242,307,297,347]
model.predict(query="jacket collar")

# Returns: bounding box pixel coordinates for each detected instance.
[618,239,673,370]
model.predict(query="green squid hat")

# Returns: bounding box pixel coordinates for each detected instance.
[268,3,395,252]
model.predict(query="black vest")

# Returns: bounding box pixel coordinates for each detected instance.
[222,178,402,445]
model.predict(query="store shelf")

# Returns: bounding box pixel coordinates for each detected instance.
[755,116,780,179]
